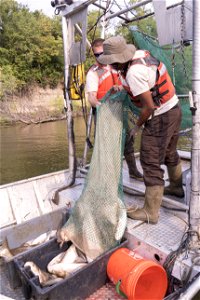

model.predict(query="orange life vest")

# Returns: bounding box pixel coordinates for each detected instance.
[89,64,122,100]
[122,51,175,108]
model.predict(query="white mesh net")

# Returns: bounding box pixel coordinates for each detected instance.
[61,92,128,261]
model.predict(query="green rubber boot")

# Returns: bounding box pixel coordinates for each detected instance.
[127,186,164,224]
[164,163,185,198]
[125,153,143,181]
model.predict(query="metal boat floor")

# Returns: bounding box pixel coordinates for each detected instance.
[0,154,190,228]
[1,155,198,299]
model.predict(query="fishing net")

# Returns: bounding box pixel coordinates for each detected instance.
[131,30,192,133]
[61,91,131,261]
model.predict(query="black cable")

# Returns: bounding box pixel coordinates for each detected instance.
[163,230,193,294]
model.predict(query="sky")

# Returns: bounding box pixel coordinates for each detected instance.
[16,0,55,17]
[16,0,181,18]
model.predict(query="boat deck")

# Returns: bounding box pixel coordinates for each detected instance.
[1,152,199,299]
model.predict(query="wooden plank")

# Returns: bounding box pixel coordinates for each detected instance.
[1,208,68,249]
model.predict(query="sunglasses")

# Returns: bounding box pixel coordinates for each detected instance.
[94,52,103,58]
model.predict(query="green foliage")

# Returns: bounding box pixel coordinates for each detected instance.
[0,0,63,97]
[115,0,157,41]
[0,65,20,99]
[87,10,102,43]
[0,0,192,102]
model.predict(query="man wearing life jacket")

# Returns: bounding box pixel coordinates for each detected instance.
[97,36,184,224]
[86,38,143,181]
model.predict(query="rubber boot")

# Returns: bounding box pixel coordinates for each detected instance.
[127,186,164,224]
[125,153,143,181]
[164,163,185,198]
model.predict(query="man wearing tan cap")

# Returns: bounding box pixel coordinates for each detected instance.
[97,36,184,224]
[86,38,143,181]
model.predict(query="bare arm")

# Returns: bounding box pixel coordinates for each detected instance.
[87,91,101,107]
[135,90,155,127]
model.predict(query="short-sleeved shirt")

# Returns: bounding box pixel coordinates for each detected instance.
[126,50,179,116]
[86,65,111,93]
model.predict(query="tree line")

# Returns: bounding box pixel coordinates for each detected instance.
[0,0,64,99]
[0,0,192,101]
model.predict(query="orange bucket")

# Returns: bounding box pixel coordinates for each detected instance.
[107,248,168,300]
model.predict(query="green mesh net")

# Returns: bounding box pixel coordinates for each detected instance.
[61,91,132,261]
[131,30,192,132]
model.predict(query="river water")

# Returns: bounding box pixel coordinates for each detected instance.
[0,118,94,185]
[0,118,191,185]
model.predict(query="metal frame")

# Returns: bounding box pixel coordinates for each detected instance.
[190,0,200,242]
[58,0,200,246]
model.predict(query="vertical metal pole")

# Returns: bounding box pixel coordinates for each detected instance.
[190,0,200,241]
[62,16,76,183]
[82,107,93,165]
[74,23,93,166]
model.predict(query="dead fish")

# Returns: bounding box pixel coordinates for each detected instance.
[56,227,70,247]
[48,245,86,269]
[24,230,57,247]
[0,240,13,262]
[12,230,57,256]
[24,261,62,287]
[47,261,87,278]
[59,244,86,264]
[47,244,87,278]
[0,240,31,260]
[47,252,67,270]
[0,230,57,263]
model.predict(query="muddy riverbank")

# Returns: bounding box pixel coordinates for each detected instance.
[0,85,85,124]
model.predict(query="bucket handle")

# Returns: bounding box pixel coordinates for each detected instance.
[116,280,127,298]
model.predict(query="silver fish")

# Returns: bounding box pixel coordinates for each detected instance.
[56,227,70,248]
[47,244,87,278]
[24,230,56,247]
[24,261,62,286]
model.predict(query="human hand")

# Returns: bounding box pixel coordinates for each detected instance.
[88,92,101,107]
[110,85,124,94]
